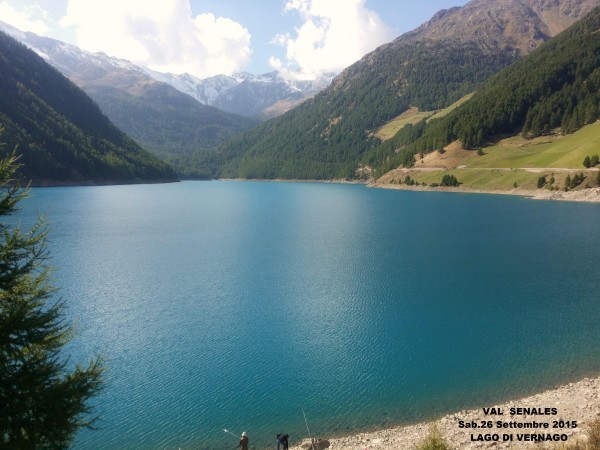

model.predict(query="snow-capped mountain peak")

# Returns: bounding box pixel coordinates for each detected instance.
[0,19,333,119]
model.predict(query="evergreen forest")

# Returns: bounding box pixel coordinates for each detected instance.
[214,40,519,180]
[0,31,177,184]
[85,84,258,179]
[363,7,600,175]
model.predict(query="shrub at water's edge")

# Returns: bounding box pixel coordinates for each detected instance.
[415,426,452,450]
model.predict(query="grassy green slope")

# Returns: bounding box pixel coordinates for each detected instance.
[374,93,476,142]
[467,122,600,169]
[375,109,433,141]
[379,121,600,192]
[427,93,475,122]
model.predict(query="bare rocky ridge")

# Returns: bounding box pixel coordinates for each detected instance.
[334,0,600,90]
[405,0,600,53]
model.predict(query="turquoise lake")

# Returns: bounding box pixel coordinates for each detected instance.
[18,181,600,449]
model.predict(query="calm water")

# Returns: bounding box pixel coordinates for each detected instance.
[17,181,600,449]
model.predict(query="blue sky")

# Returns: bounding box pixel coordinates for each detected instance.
[0,0,469,79]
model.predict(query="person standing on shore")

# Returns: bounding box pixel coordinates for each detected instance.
[276,433,289,450]
[239,431,249,450]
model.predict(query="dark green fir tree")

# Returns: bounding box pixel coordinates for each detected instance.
[0,152,104,449]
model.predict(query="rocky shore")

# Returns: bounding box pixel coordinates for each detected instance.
[291,376,600,449]
[371,182,600,203]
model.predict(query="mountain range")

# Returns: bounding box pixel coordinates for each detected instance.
[215,0,600,180]
[0,20,333,177]
[0,21,259,178]
[0,31,177,184]
[145,69,334,119]
[2,0,600,184]
[0,20,332,122]
[363,3,600,176]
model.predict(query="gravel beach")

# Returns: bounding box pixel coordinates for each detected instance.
[290,376,600,449]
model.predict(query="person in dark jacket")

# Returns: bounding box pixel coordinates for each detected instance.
[239,431,249,450]
[276,433,289,450]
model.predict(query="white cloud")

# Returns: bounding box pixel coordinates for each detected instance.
[0,1,51,35]
[60,0,252,78]
[272,0,394,79]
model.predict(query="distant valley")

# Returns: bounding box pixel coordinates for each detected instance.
[0,20,332,178]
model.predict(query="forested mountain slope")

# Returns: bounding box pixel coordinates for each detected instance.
[214,0,600,180]
[0,21,258,179]
[84,81,257,179]
[0,31,177,184]
[364,5,600,174]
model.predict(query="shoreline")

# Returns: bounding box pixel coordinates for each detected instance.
[27,177,600,203]
[369,181,600,203]
[291,376,600,449]
[218,177,600,203]
[30,178,180,187]
[217,177,365,185]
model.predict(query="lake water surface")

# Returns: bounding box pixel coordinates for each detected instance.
[20,181,600,449]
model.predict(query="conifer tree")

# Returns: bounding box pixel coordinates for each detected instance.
[0,152,103,449]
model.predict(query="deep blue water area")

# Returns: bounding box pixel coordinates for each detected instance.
[16,181,600,449]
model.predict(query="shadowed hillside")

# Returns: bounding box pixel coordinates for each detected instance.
[0,31,177,184]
